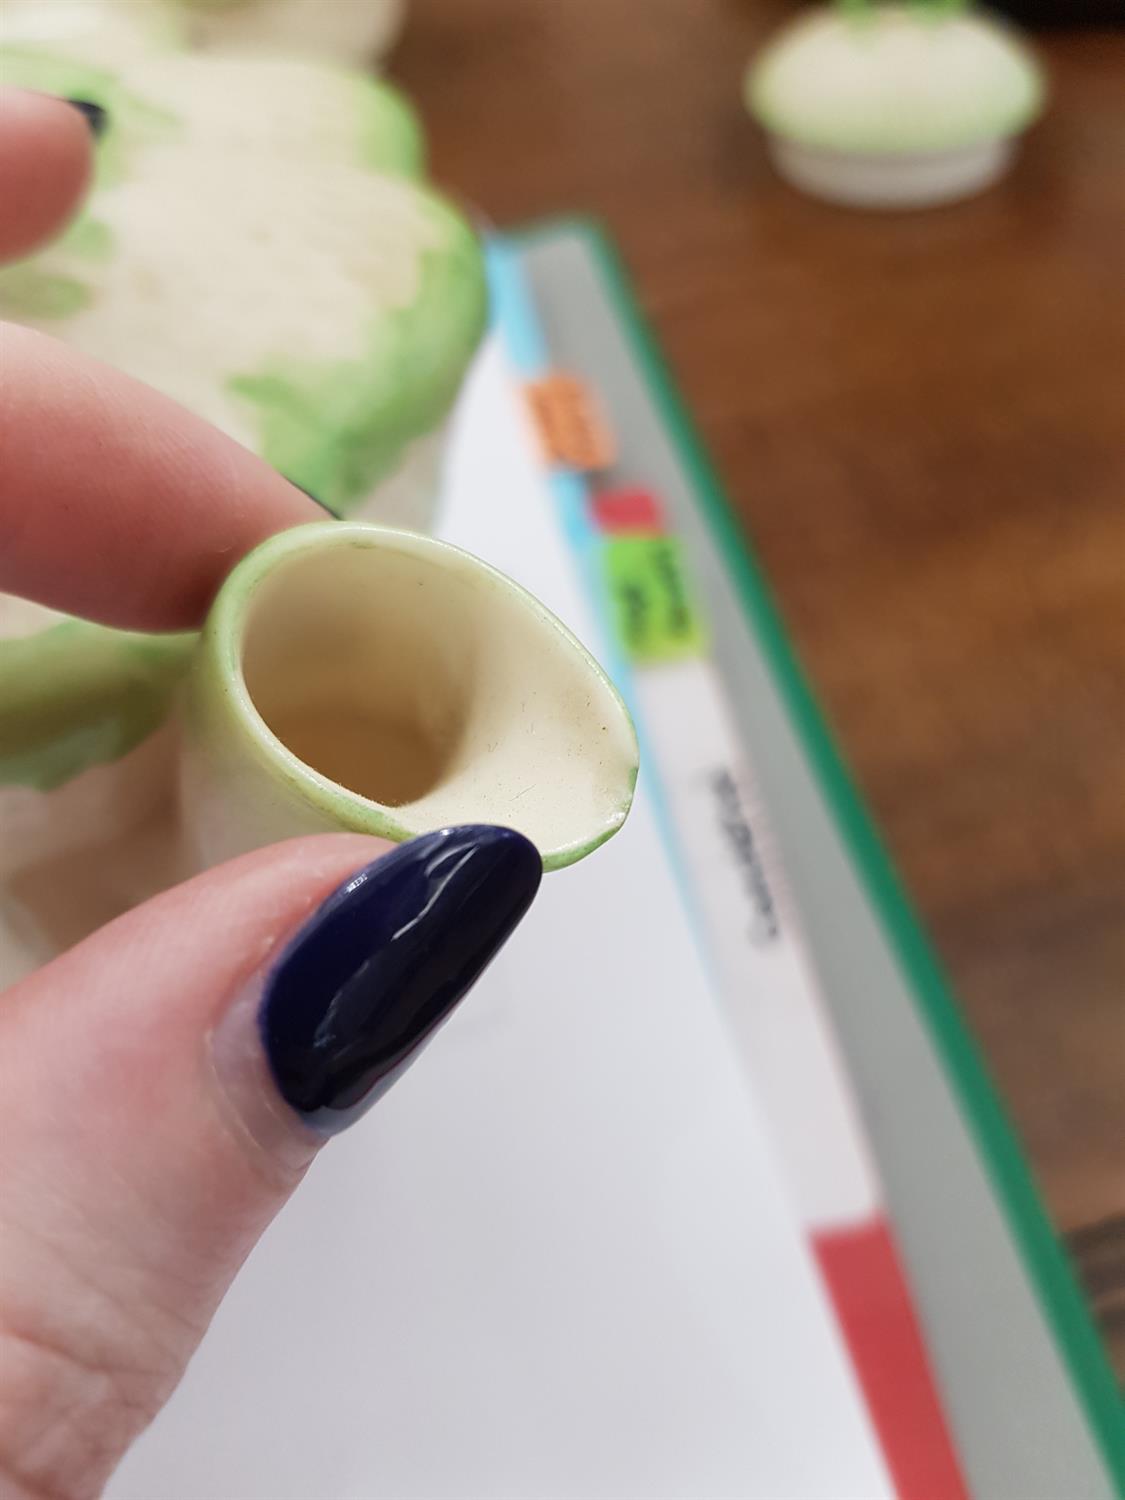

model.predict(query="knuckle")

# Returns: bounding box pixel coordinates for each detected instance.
[0,1313,160,1500]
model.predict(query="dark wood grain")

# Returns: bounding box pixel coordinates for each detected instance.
[393,0,1125,1380]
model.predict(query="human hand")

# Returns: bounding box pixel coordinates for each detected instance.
[0,92,541,1498]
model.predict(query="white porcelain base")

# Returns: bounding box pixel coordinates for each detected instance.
[768,136,1016,210]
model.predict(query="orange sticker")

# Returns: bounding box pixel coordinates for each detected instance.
[524,374,616,472]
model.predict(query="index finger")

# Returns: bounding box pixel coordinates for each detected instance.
[0,322,321,630]
[0,89,93,262]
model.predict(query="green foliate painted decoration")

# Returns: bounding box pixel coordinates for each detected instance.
[106,49,425,176]
[0,46,180,185]
[0,46,173,314]
[56,217,116,262]
[0,624,194,792]
[0,42,482,520]
[227,199,486,512]
[0,44,424,179]
[744,3,1046,208]
[836,0,969,13]
[354,76,424,177]
[0,143,485,517]
[0,269,91,319]
[748,3,1043,154]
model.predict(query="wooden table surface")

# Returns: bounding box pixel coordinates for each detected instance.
[395,0,1125,1380]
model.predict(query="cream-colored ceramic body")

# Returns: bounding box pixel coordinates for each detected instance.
[176,0,406,63]
[767,136,1016,210]
[0,594,188,981]
[1,0,405,64]
[0,523,637,979]
[180,523,638,871]
[0,726,187,983]
[746,5,1044,212]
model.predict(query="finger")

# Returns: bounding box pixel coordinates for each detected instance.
[0,323,322,630]
[0,90,93,262]
[0,826,540,1498]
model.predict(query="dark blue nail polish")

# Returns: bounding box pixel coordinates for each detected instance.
[65,98,109,139]
[260,827,542,1132]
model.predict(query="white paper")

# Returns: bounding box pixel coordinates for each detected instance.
[108,341,892,1499]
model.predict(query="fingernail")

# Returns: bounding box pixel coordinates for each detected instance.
[248,827,540,1146]
[64,97,109,139]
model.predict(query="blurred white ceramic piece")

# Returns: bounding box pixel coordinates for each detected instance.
[0,593,184,983]
[1,0,404,65]
[0,130,484,526]
[174,0,406,63]
[0,0,182,58]
[745,4,1045,209]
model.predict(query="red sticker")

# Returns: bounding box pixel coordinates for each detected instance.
[590,487,667,536]
[813,1221,969,1500]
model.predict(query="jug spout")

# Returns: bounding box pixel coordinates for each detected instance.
[181,523,638,870]
[1,525,638,874]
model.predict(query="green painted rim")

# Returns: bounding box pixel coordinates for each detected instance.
[516,216,1125,1489]
[203,521,638,872]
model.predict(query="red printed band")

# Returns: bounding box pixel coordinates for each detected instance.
[813,1221,969,1500]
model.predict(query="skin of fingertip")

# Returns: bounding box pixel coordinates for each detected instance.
[0,89,93,262]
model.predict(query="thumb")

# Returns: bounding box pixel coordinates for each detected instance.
[0,826,540,1500]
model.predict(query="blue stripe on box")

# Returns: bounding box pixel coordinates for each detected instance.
[485,236,714,971]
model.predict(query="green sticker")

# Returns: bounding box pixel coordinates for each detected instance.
[602,535,708,663]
